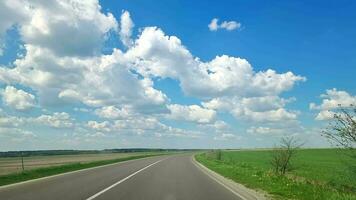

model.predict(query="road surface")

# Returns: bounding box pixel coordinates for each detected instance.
[0,154,242,200]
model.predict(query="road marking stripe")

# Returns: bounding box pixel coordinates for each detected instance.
[86,159,164,200]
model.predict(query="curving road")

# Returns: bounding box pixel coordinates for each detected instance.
[0,154,242,200]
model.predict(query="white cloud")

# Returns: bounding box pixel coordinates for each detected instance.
[85,117,201,138]
[247,126,284,135]
[211,120,230,130]
[310,88,356,120]
[214,133,240,141]
[203,96,298,123]
[0,45,168,110]
[167,104,216,123]
[74,107,90,113]
[120,10,134,47]
[315,110,335,121]
[0,12,303,117]
[0,1,308,148]
[247,120,304,137]
[95,105,132,119]
[208,18,241,31]
[208,18,219,31]
[1,86,35,110]
[87,120,111,132]
[34,112,73,128]
[0,110,73,130]
[0,115,24,127]
[0,0,118,57]
[128,28,305,98]
[311,88,356,110]
[234,108,298,122]
[220,21,240,31]
[0,0,27,51]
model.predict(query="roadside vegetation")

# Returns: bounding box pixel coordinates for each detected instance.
[196,149,356,199]
[322,105,356,178]
[0,153,163,186]
[196,104,356,199]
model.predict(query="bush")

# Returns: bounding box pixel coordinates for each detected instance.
[216,150,222,160]
[271,137,303,175]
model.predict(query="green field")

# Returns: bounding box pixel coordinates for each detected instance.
[196,149,356,200]
[0,153,163,186]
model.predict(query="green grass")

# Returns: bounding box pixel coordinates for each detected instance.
[0,153,162,186]
[196,149,356,200]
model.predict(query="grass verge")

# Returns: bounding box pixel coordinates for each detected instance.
[195,149,356,200]
[0,153,162,187]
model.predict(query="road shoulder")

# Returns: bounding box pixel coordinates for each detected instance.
[191,155,269,200]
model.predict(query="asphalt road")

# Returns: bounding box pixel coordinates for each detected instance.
[0,154,242,200]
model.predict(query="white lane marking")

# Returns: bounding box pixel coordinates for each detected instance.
[86,159,164,200]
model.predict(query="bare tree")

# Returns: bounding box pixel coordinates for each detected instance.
[271,136,303,175]
[322,105,356,176]
[322,104,356,149]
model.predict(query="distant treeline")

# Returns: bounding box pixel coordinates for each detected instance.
[0,148,199,157]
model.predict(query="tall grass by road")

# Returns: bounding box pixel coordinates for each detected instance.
[196,149,356,200]
[0,153,163,187]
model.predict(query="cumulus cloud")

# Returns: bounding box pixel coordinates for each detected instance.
[0,1,27,51]
[0,21,304,123]
[315,110,335,121]
[0,1,307,147]
[120,10,134,47]
[203,96,298,123]
[310,89,356,120]
[0,111,73,128]
[247,120,304,137]
[0,0,118,57]
[0,1,166,111]
[0,45,168,110]
[1,86,35,110]
[127,28,305,98]
[208,18,241,31]
[247,126,284,135]
[95,105,132,119]
[211,120,230,130]
[85,117,201,138]
[34,112,74,128]
[0,114,24,127]
[167,104,216,123]
[87,120,111,132]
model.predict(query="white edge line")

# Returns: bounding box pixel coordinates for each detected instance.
[191,155,248,200]
[0,155,162,190]
[86,159,164,200]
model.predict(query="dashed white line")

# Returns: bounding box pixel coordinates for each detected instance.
[86,159,164,200]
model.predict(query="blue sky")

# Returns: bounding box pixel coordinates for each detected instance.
[0,0,355,151]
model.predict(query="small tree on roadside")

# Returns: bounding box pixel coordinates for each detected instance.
[322,104,356,150]
[271,136,303,175]
[322,104,356,175]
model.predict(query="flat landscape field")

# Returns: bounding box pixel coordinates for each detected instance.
[196,149,356,200]
[0,152,157,176]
